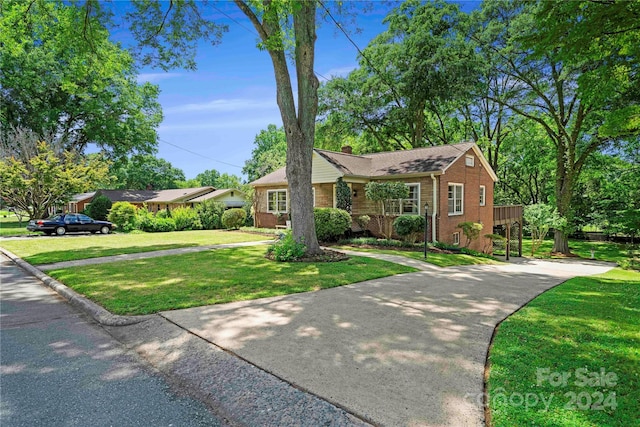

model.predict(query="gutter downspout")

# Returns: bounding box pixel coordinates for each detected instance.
[430,174,437,242]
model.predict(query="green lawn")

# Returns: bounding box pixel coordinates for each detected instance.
[487,268,640,427]
[334,245,501,267]
[0,230,270,265]
[519,237,631,263]
[0,212,31,237]
[48,246,417,315]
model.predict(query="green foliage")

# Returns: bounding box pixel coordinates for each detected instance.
[196,199,225,230]
[221,208,247,230]
[0,137,110,219]
[242,124,287,182]
[314,208,352,241]
[110,155,185,190]
[339,237,418,249]
[355,215,371,231]
[196,169,220,187]
[524,204,566,256]
[456,222,484,248]
[86,195,112,221]
[267,231,307,262]
[364,181,410,239]
[108,202,137,231]
[484,233,506,253]
[335,177,352,213]
[171,207,202,231]
[0,0,161,158]
[134,208,178,232]
[393,215,425,244]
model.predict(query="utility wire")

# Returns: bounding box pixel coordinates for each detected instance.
[159,138,244,169]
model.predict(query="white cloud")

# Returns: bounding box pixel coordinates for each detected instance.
[164,98,277,114]
[136,73,181,84]
[320,65,357,80]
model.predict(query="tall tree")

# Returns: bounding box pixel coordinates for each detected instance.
[120,0,323,254]
[110,155,185,190]
[473,1,640,254]
[0,128,109,219]
[319,0,479,151]
[0,0,162,159]
[243,124,287,182]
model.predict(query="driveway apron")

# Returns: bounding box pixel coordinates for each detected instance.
[162,258,613,427]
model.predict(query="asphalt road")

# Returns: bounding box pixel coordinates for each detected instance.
[0,254,228,427]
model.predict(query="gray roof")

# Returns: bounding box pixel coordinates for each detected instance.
[70,192,96,202]
[97,189,159,203]
[251,142,486,185]
[145,187,214,203]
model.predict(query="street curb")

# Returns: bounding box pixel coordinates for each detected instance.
[0,247,150,326]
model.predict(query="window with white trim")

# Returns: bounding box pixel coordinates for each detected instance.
[479,185,486,206]
[448,183,463,215]
[267,190,287,213]
[465,155,475,167]
[453,232,460,246]
[386,183,420,215]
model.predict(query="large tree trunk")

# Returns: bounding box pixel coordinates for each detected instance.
[236,0,321,255]
[553,144,573,254]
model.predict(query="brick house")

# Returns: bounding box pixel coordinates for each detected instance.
[250,142,498,251]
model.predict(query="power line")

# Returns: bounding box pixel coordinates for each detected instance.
[159,138,244,169]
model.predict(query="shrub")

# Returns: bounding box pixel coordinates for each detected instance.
[393,215,425,244]
[314,207,352,241]
[196,200,225,230]
[151,217,176,232]
[108,202,137,231]
[355,215,371,231]
[242,203,254,227]
[457,221,484,248]
[86,195,111,220]
[484,233,506,254]
[156,208,171,219]
[221,208,247,229]
[335,177,352,213]
[172,206,202,231]
[267,231,306,262]
[339,237,418,248]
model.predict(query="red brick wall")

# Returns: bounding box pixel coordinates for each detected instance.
[438,149,494,252]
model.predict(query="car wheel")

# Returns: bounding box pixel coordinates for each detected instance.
[100,226,110,234]
[55,226,66,236]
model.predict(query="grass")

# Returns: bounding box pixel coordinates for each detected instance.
[487,268,640,427]
[0,211,31,237]
[0,230,270,265]
[48,246,417,315]
[333,245,501,267]
[519,237,633,263]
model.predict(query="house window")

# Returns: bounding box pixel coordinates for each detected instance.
[453,232,460,246]
[386,183,420,215]
[448,183,464,215]
[480,185,486,206]
[267,190,287,213]
[465,155,475,167]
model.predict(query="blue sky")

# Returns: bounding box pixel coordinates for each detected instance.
[130,1,479,181]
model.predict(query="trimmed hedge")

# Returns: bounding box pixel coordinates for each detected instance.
[314,207,351,241]
[222,208,247,230]
[393,215,425,243]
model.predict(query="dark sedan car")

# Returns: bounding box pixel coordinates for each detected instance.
[27,213,115,236]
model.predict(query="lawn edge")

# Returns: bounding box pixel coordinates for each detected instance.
[481,276,577,427]
[0,247,151,326]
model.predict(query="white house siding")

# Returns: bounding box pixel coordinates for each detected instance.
[311,152,343,183]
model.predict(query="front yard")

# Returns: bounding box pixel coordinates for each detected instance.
[0,229,269,265]
[487,268,640,426]
[47,246,416,315]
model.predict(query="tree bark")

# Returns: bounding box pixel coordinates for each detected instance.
[235,0,321,255]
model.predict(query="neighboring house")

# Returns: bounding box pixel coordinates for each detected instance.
[250,142,499,252]
[68,187,247,213]
[67,192,96,213]
[188,189,247,209]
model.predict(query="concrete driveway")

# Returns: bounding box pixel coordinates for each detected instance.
[162,258,613,427]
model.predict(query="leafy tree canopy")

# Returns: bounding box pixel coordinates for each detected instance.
[110,155,185,190]
[0,0,162,159]
[243,124,287,182]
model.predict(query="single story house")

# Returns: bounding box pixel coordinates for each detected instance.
[250,142,499,252]
[187,189,247,209]
[71,187,247,214]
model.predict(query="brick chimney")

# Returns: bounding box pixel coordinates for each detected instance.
[341,145,353,154]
